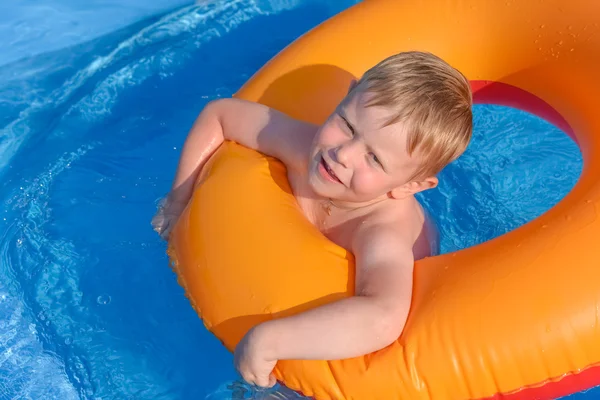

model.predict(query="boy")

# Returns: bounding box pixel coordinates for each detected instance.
[152,51,472,388]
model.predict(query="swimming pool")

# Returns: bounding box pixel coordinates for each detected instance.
[0,0,594,398]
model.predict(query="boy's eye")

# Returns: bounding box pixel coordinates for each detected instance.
[370,153,382,167]
[340,115,354,136]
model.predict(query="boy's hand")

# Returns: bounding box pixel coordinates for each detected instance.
[151,196,187,240]
[234,326,277,388]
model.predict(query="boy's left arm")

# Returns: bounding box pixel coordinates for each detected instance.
[234,225,415,387]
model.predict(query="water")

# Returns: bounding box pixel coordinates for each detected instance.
[0,0,594,399]
[0,0,192,66]
[421,104,583,255]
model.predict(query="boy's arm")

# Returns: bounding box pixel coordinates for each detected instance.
[153,98,316,239]
[235,226,414,386]
[167,98,315,206]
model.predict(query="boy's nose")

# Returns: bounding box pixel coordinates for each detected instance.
[333,141,358,168]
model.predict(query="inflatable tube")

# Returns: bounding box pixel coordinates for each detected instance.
[168,0,600,399]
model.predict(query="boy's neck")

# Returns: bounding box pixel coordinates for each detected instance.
[322,194,401,216]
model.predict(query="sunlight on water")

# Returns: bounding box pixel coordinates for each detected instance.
[0,0,594,398]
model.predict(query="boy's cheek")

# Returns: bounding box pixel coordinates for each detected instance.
[355,176,382,196]
[319,122,342,142]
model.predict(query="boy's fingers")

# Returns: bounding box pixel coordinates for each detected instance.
[255,374,272,388]
[240,372,256,386]
[268,374,277,388]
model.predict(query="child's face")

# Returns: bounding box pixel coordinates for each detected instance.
[308,89,431,203]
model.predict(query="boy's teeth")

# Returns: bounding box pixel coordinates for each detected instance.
[326,162,339,180]
[326,163,334,176]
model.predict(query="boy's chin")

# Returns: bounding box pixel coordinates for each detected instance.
[308,183,330,199]
[308,181,340,200]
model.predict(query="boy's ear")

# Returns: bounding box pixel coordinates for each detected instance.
[389,177,438,199]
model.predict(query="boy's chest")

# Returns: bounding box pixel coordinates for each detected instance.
[320,220,358,252]
[288,170,366,252]
[295,197,363,252]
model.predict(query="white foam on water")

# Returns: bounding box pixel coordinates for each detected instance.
[0,0,322,397]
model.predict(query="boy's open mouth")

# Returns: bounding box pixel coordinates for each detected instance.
[320,156,343,184]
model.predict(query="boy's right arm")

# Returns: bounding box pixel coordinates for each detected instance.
[152,98,315,239]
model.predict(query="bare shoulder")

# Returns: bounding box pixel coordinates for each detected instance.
[211,98,317,171]
[351,217,413,267]
[352,199,433,264]
[350,218,414,297]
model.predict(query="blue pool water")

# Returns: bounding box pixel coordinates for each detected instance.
[0,0,595,399]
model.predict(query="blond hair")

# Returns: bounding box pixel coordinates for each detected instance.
[355,51,473,180]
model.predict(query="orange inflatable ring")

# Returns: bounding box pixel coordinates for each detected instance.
[168,0,600,399]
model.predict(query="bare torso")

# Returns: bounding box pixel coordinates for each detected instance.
[288,169,436,261]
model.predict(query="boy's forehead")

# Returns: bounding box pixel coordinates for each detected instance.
[341,91,405,134]
[341,91,390,121]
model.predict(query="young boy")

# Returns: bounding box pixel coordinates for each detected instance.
[152,51,472,388]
